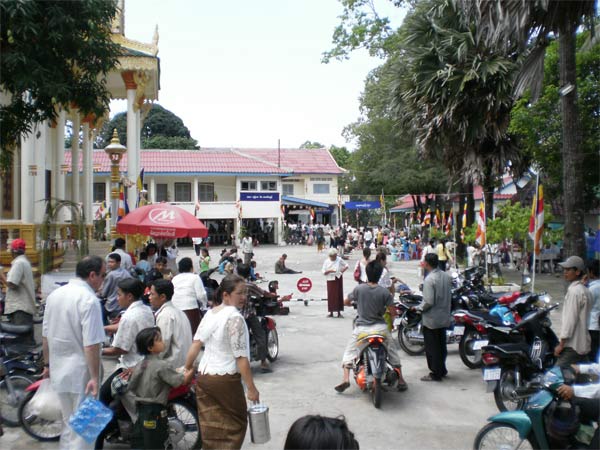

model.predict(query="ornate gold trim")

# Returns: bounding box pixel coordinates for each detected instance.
[112,33,158,57]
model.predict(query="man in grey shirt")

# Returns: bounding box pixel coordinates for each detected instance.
[99,253,133,323]
[420,253,452,381]
[334,260,408,393]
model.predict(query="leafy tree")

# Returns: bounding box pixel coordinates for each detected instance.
[0,0,120,171]
[509,36,600,206]
[392,0,527,219]
[460,0,597,258]
[299,140,325,149]
[329,145,351,168]
[97,104,198,149]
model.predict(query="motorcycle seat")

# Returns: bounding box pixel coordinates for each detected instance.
[485,342,529,355]
[5,343,40,357]
[0,322,33,335]
[465,311,506,327]
[356,331,387,342]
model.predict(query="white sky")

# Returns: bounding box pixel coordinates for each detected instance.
[111,0,406,150]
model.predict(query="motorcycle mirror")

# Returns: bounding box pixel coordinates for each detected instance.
[521,275,532,286]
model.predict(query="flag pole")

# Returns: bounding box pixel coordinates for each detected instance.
[453,206,457,268]
[531,172,540,293]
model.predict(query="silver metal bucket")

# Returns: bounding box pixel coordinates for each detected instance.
[248,403,270,444]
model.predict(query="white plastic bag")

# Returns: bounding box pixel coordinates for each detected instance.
[28,379,62,421]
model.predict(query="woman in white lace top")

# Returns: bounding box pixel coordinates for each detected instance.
[183,274,259,449]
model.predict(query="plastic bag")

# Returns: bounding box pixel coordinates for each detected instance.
[69,397,113,443]
[28,379,62,421]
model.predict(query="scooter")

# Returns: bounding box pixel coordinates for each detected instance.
[352,329,401,409]
[19,378,202,449]
[474,366,598,449]
[247,296,279,363]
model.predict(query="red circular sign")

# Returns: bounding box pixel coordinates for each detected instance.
[296,277,312,293]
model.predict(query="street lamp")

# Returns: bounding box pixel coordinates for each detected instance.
[104,129,127,237]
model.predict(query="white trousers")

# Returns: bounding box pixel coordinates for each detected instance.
[58,392,92,450]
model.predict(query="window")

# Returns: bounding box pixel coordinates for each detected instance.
[174,183,191,202]
[240,181,257,191]
[313,184,330,194]
[282,183,294,196]
[310,177,332,182]
[156,184,168,202]
[93,183,106,202]
[260,181,277,191]
[198,183,214,202]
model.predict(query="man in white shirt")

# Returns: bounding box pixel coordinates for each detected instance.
[42,256,106,450]
[172,257,207,335]
[108,237,133,273]
[97,278,154,448]
[149,279,193,368]
[241,233,254,265]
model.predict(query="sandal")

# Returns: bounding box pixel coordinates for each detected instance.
[334,381,350,393]
[397,382,408,392]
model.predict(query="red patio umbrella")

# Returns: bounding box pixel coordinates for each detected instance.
[116,203,208,239]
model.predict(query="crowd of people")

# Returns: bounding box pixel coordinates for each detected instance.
[1,227,599,449]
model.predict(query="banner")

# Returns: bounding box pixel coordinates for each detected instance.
[475,201,486,247]
[528,184,544,255]
[344,201,381,210]
[240,192,280,201]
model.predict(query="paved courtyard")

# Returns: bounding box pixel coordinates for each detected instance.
[3,242,570,449]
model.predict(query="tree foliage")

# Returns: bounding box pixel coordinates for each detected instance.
[299,140,325,149]
[509,36,600,205]
[0,0,120,170]
[329,145,351,169]
[97,104,198,149]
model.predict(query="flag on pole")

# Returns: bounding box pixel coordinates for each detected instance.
[460,198,468,240]
[442,211,446,228]
[475,201,486,246]
[528,184,544,255]
[136,168,145,207]
[117,184,129,222]
[106,205,111,219]
[445,210,453,235]
[422,207,431,227]
[416,209,422,224]
[380,191,385,208]
[434,208,441,228]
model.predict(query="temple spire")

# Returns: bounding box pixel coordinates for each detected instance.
[111,0,125,35]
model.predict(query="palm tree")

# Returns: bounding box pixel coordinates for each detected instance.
[459,0,597,257]
[392,0,527,220]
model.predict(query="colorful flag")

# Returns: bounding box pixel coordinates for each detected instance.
[475,201,486,246]
[136,168,145,208]
[442,211,446,228]
[380,191,385,208]
[310,207,316,221]
[416,209,422,224]
[528,184,544,255]
[461,199,467,228]
[434,208,441,228]
[422,207,431,227]
[446,210,453,235]
[117,184,129,222]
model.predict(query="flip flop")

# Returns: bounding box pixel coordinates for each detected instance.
[397,382,408,392]
[334,381,350,393]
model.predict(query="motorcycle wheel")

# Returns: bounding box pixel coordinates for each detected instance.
[473,422,534,450]
[0,374,33,426]
[18,390,61,441]
[371,377,382,409]
[169,399,201,450]
[458,330,484,369]
[266,328,279,362]
[494,369,525,412]
[398,324,425,356]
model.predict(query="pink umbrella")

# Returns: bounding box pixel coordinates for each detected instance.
[116,203,208,238]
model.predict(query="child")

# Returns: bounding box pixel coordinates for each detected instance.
[128,327,191,449]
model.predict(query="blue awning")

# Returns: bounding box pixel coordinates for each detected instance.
[282,196,330,208]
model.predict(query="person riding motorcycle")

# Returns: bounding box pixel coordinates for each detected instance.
[236,263,276,373]
[335,260,408,393]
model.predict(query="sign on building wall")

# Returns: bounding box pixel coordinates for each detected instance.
[240,192,280,201]
[344,201,381,210]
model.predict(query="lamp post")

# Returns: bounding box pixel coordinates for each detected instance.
[104,129,127,238]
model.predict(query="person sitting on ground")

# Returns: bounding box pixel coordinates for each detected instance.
[249,260,263,281]
[199,248,211,275]
[275,254,302,274]
[127,327,191,450]
[335,260,408,393]
[284,415,359,450]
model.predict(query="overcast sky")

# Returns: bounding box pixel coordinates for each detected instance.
[112,0,406,150]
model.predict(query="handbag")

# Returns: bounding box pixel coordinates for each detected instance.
[353,261,361,282]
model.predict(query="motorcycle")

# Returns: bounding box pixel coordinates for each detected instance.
[453,291,545,369]
[248,295,279,363]
[352,328,401,408]
[19,378,202,449]
[0,322,42,426]
[474,366,598,449]
[481,303,559,412]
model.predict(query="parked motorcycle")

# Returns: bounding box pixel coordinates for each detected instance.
[248,295,279,363]
[19,378,201,449]
[0,322,42,426]
[352,328,401,408]
[481,303,559,412]
[474,366,598,449]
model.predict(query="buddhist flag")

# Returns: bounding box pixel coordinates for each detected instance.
[136,168,145,208]
[461,199,467,229]
[310,207,316,221]
[422,207,431,226]
[380,190,385,209]
[434,208,441,228]
[528,184,544,255]
[445,210,453,235]
[416,209,422,224]
[117,184,129,222]
[442,211,446,228]
[475,201,486,246]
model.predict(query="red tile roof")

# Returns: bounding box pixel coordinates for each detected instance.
[65,148,345,175]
